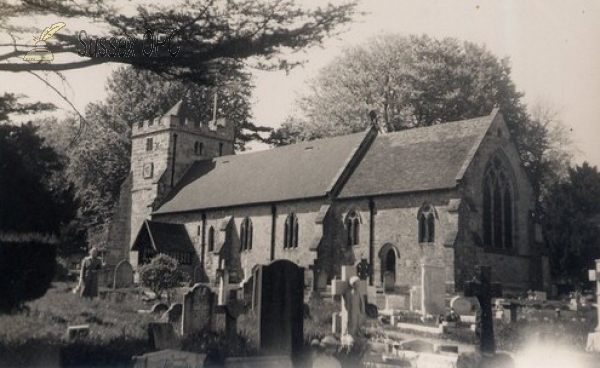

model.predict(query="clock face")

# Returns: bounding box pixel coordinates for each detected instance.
[143,162,153,179]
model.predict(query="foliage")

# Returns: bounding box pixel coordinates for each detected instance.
[2,0,357,80]
[0,123,78,236]
[270,34,573,208]
[541,162,600,287]
[0,236,57,313]
[138,254,187,301]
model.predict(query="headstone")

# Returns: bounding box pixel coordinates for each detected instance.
[331,265,367,339]
[148,322,181,351]
[421,264,445,317]
[162,303,183,323]
[66,324,89,341]
[449,296,477,317]
[585,259,600,352]
[182,284,215,336]
[356,258,373,281]
[256,260,304,363]
[113,260,134,289]
[464,265,502,356]
[151,303,169,315]
[224,355,293,368]
[132,349,206,368]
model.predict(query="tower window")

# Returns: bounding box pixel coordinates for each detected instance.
[240,217,253,251]
[146,138,153,151]
[194,141,204,155]
[284,213,298,249]
[346,210,361,247]
[418,203,436,243]
[483,155,514,249]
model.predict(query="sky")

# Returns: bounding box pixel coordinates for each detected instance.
[2,0,599,167]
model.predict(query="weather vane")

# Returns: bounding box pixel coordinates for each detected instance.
[23,22,66,62]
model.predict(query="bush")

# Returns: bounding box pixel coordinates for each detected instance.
[0,233,57,313]
[138,254,187,302]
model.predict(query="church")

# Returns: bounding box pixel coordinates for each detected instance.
[105,100,551,295]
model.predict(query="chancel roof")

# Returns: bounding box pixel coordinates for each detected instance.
[338,110,499,198]
[131,220,195,253]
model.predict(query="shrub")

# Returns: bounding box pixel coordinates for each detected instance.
[138,254,187,302]
[0,233,57,313]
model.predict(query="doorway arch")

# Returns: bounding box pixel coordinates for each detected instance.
[378,243,399,288]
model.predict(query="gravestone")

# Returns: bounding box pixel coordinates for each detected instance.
[162,303,183,323]
[464,265,502,356]
[148,322,181,351]
[182,284,215,336]
[66,324,89,342]
[151,303,169,315]
[113,260,134,289]
[421,264,445,317]
[586,259,600,352]
[256,260,304,363]
[383,271,395,292]
[449,296,476,316]
[132,349,206,368]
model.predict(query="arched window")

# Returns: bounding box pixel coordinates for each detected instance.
[284,213,298,249]
[240,217,253,251]
[208,226,215,252]
[194,141,204,155]
[418,203,436,243]
[346,210,361,246]
[483,155,514,249]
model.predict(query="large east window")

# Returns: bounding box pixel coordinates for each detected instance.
[483,155,514,249]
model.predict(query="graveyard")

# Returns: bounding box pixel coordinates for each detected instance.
[1,259,599,368]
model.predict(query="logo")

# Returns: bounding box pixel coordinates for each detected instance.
[23,22,66,62]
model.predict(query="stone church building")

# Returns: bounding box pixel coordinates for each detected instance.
[105,101,550,295]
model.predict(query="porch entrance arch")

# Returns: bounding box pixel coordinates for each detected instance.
[378,243,399,290]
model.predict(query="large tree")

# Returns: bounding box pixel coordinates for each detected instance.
[1,0,357,81]
[271,34,571,204]
[541,162,600,288]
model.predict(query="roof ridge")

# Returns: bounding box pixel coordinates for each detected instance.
[453,109,500,181]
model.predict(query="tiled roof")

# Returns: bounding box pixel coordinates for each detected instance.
[131,220,195,253]
[154,130,371,214]
[338,111,497,198]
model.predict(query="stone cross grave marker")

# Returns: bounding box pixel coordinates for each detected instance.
[586,259,600,352]
[464,265,502,356]
[256,260,304,364]
[421,264,446,317]
[332,265,367,339]
[182,284,214,336]
[213,265,246,342]
[113,260,134,289]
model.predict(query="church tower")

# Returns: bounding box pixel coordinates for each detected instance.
[124,99,235,267]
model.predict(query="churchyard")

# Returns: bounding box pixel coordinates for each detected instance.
[1,260,599,368]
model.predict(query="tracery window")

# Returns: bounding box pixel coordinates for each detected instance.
[240,217,253,251]
[284,213,298,249]
[208,226,215,252]
[483,155,514,249]
[346,210,361,246]
[418,203,436,243]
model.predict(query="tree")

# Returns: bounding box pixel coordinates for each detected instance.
[270,34,571,206]
[0,234,57,313]
[1,0,357,82]
[138,254,187,303]
[0,122,78,235]
[541,162,600,288]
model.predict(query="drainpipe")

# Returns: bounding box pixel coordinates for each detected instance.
[270,204,276,261]
[170,133,178,188]
[201,213,206,267]
[369,198,376,286]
